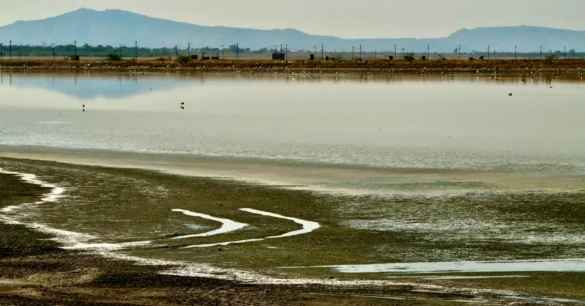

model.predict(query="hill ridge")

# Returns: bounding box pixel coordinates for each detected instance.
[0,9,583,52]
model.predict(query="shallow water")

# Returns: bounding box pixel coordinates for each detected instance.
[1,72,585,169]
[1,71,585,279]
[171,209,248,239]
[296,258,585,274]
[1,71,585,195]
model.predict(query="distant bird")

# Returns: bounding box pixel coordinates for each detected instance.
[180,102,185,105]
[180,106,185,110]
[508,93,513,96]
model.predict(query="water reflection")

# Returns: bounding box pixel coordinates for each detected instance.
[0,71,584,173]
[0,70,581,101]
[0,71,196,99]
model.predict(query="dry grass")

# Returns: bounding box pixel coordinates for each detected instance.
[1,58,585,73]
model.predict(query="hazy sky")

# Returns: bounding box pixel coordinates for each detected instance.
[0,0,584,38]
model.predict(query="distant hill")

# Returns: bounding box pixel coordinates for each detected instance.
[0,8,584,52]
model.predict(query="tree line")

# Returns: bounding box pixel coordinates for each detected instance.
[0,43,273,58]
[0,43,582,59]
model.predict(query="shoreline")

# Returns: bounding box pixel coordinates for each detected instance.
[1,59,585,74]
[0,156,521,305]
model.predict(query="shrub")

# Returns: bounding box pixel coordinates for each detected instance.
[330,52,344,61]
[105,53,122,61]
[176,56,191,63]
[545,54,558,62]
[404,52,416,62]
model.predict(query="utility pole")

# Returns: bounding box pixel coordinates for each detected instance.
[74,40,77,58]
[321,44,324,60]
[458,44,461,60]
[19,45,21,60]
[285,44,288,60]
[120,44,122,58]
[52,43,55,60]
[540,46,542,60]
[236,43,239,60]
[515,45,517,60]
[135,41,138,60]
[564,46,567,59]
[487,45,490,60]
[0,43,2,61]
[352,46,354,60]
[359,44,362,60]
[175,45,178,58]
[394,44,397,59]
[427,44,430,60]
[314,46,316,57]
[221,45,224,59]
[9,40,11,60]
[187,42,190,58]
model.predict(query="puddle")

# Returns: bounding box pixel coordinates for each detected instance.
[289,258,585,273]
[240,208,321,238]
[171,209,248,239]
[386,275,528,280]
[504,295,585,304]
[421,275,529,280]
[184,208,321,248]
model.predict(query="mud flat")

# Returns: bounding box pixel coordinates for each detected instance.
[2,155,585,305]
[0,156,503,305]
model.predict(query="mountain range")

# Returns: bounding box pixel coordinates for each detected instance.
[0,8,584,52]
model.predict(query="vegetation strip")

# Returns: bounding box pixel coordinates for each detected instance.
[2,59,585,73]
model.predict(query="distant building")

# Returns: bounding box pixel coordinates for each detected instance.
[272,52,285,60]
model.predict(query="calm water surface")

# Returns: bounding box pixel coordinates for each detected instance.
[1,71,584,173]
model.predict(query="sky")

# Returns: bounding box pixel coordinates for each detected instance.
[0,0,584,38]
